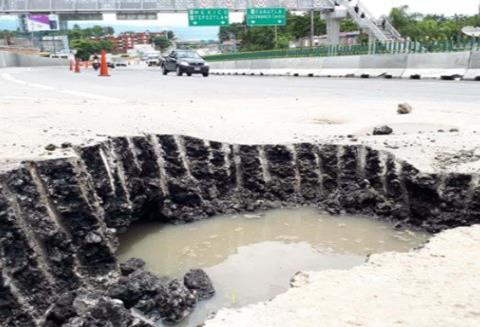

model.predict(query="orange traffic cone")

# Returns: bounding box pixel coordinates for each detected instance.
[99,50,110,77]
[74,59,81,73]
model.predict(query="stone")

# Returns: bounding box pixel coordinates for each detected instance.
[107,270,160,308]
[397,103,413,114]
[449,128,459,132]
[67,294,135,327]
[373,125,393,136]
[183,269,215,300]
[45,144,57,151]
[44,291,78,326]
[107,268,197,324]
[120,258,146,276]
[85,232,102,244]
[44,290,152,327]
[155,279,197,324]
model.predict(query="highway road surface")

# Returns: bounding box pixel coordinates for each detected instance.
[1,65,480,173]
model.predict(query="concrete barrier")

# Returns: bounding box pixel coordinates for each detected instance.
[289,57,324,77]
[402,52,470,79]
[209,51,477,80]
[211,57,324,77]
[0,51,67,68]
[464,51,480,81]
[317,55,359,77]
[356,54,407,78]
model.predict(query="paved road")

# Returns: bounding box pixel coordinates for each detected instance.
[3,65,480,107]
[1,65,480,172]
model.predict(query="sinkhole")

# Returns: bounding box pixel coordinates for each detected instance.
[117,207,429,326]
[2,134,477,326]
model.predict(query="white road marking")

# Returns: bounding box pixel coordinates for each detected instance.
[1,72,122,103]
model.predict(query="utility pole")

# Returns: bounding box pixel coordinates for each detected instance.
[274,25,278,48]
[310,10,315,47]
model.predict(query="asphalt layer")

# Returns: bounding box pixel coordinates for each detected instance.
[1,65,480,173]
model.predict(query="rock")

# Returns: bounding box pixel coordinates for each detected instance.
[373,125,393,136]
[107,270,160,308]
[61,142,73,149]
[183,269,215,300]
[107,269,197,324]
[67,293,135,327]
[155,279,197,324]
[45,144,57,151]
[85,232,102,244]
[449,128,459,132]
[120,258,146,276]
[397,103,413,114]
[44,290,152,327]
[44,291,78,326]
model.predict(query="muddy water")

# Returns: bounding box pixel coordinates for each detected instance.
[118,207,429,326]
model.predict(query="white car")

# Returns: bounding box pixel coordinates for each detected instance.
[146,55,160,67]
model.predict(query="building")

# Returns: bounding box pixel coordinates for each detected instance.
[94,31,167,53]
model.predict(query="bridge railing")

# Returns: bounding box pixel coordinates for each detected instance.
[0,0,334,13]
[205,38,480,61]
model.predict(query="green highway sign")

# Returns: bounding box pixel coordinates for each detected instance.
[188,8,229,26]
[246,8,286,27]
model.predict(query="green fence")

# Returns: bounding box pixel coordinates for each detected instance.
[205,38,480,62]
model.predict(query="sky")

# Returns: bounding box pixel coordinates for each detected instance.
[1,0,479,39]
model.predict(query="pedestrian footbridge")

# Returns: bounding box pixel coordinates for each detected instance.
[0,0,401,43]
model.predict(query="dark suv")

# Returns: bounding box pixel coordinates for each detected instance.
[162,50,209,77]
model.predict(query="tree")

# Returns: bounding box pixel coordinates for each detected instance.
[71,38,114,60]
[219,23,245,42]
[388,6,480,41]
[67,25,115,42]
[152,35,171,52]
[285,12,326,40]
[240,27,276,51]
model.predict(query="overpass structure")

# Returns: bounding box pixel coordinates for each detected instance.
[0,0,402,43]
[0,0,335,13]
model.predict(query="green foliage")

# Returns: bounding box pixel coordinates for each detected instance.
[284,12,326,39]
[389,6,480,41]
[71,38,114,60]
[0,30,14,38]
[67,25,114,41]
[219,23,246,42]
[152,35,171,51]
[67,25,115,59]
[241,27,276,51]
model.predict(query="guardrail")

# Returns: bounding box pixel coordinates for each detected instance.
[205,38,480,62]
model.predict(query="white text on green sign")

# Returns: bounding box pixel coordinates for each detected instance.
[247,8,286,26]
[188,8,229,26]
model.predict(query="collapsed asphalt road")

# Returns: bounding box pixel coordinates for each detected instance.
[1,65,479,326]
